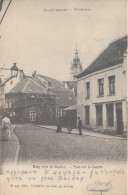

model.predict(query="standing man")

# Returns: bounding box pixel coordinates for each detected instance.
[78,117,82,135]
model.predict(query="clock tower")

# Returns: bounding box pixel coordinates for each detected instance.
[70,48,83,81]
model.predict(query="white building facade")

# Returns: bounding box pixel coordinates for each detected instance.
[0,63,24,110]
[76,36,127,135]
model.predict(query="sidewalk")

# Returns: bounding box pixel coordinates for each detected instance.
[0,125,19,170]
[37,125,127,140]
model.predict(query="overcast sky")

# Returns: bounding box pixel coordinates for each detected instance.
[0,0,127,81]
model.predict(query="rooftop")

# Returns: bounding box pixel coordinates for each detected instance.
[7,78,51,95]
[38,74,65,90]
[64,104,77,111]
[52,89,77,107]
[75,35,127,78]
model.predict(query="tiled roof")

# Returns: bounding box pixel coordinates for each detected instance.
[32,76,47,89]
[76,35,127,78]
[52,89,77,107]
[9,79,28,93]
[38,74,65,90]
[32,75,76,107]
[7,78,49,94]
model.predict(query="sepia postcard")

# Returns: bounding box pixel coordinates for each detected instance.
[0,0,127,194]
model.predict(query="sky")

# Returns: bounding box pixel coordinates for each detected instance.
[0,0,127,81]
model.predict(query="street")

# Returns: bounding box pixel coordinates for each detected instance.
[13,125,127,164]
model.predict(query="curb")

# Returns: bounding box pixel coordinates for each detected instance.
[12,126,20,164]
[33,125,127,140]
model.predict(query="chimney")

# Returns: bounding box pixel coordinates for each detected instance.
[19,70,24,80]
[32,71,36,78]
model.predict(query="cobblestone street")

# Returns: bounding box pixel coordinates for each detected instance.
[14,125,127,164]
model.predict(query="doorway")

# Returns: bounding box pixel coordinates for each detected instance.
[96,104,103,126]
[85,106,90,125]
[116,103,123,135]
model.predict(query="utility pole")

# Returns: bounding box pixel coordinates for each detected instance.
[0,0,13,25]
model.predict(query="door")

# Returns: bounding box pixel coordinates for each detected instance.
[96,104,103,126]
[116,103,123,135]
[85,106,90,125]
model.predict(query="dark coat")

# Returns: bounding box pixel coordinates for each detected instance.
[78,119,82,129]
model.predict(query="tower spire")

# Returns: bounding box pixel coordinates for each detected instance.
[75,42,78,53]
[70,45,83,81]
[75,42,78,57]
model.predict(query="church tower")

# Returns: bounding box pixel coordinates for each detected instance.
[70,48,83,81]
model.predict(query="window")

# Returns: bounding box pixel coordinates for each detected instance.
[85,106,90,125]
[98,78,104,96]
[106,104,114,126]
[30,111,36,121]
[86,82,90,99]
[96,105,103,126]
[56,110,62,117]
[11,81,13,85]
[109,76,115,95]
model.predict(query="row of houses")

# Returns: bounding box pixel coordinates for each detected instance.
[0,35,127,135]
